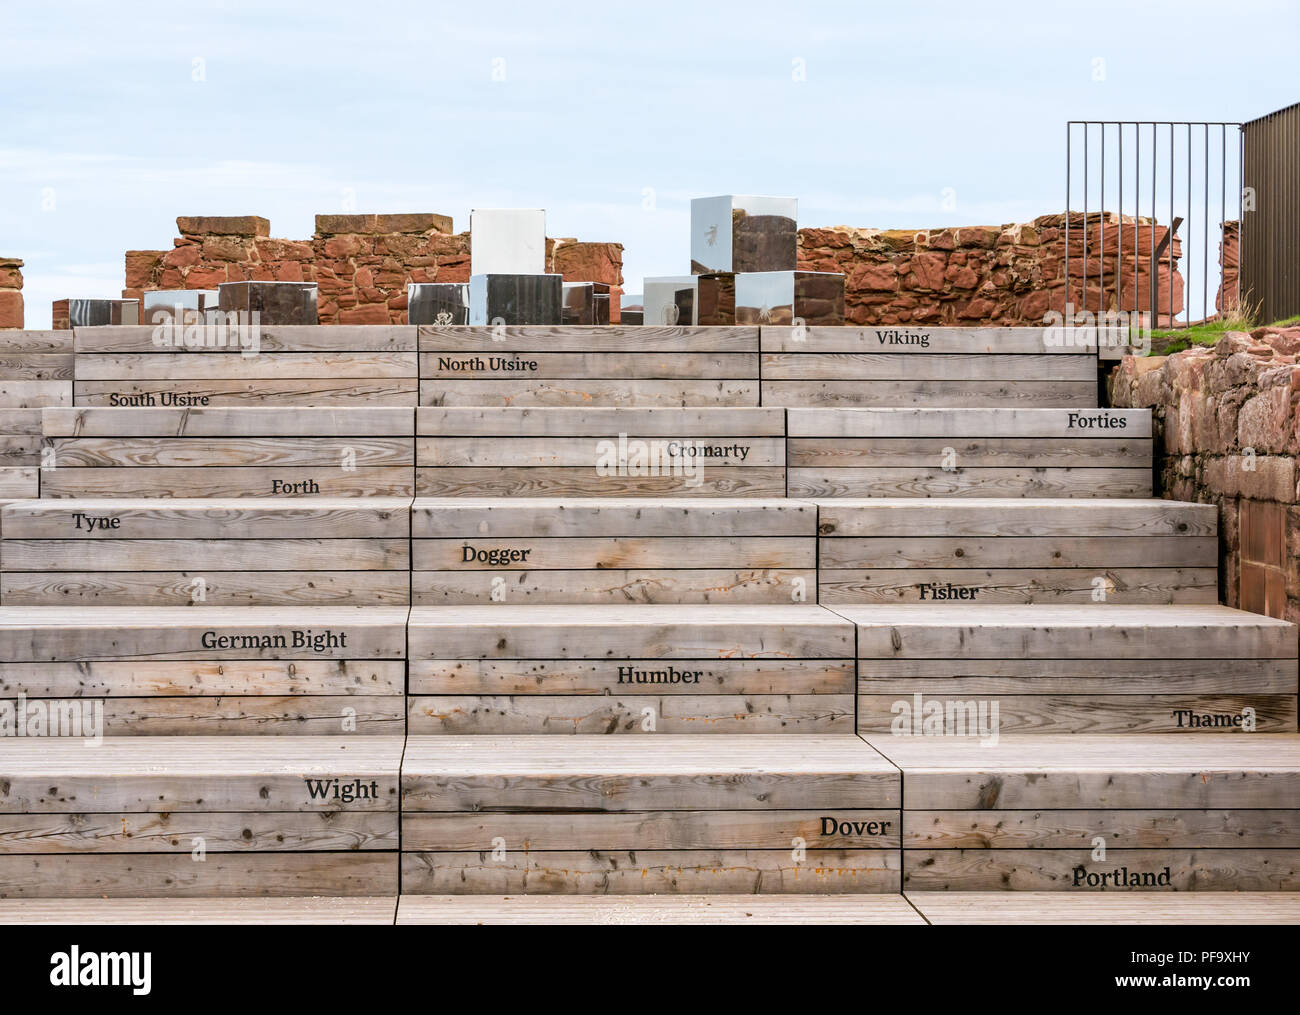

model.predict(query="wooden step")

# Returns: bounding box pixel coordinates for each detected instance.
[907,892,1300,924]
[0,334,74,412]
[816,499,1217,605]
[0,896,398,923]
[0,606,407,734]
[407,604,854,733]
[411,497,815,604]
[418,325,760,406]
[40,407,415,497]
[788,408,1152,498]
[760,327,1097,409]
[402,734,899,893]
[416,407,786,497]
[840,604,1296,734]
[73,325,418,407]
[1,499,412,605]
[397,894,924,924]
[0,409,44,484]
[0,735,401,897]
[864,733,1300,891]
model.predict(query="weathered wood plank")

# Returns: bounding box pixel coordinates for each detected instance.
[815,498,1215,537]
[43,406,415,437]
[407,604,855,659]
[0,659,406,696]
[903,849,1300,892]
[418,325,759,352]
[0,811,398,852]
[821,536,1215,569]
[908,892,1300,924]
[402,735,899,811]
[904,810,1300,849]
[0,470,37,499]
[0,354,75,380]
[412,568,814,605]
[74,379,418,406]
[857,694,1296,734]
[40,466,414,498]
[1,571,412,607]
[401,850,899,894]
[789,407,1151,437]
[413,537,813,570]
[2,538,410,571]
[78,352,417,380]
[0,853,399,897]
[855,658,1296,695]
[410,658,853,695]
[419,352,758,379]
[408,694,854,734]
[0,331,74,354]
[819,568,1219,605]
[419,379,761,407]
[2,498,413,538]
[0,606,410,660]
[761,380,1097,408]
[398,894,921,924]
[788,467,1152,498]
[789,437,1151,468]
[417,436,785,467]
[0,380,72,408]
[411,497,815,537]
[414,467,786,498]
[2,694,407,735]
[73,325,418,353]
[45,437,413,467]
[760,326,1094,354]
[861,733,1300,808]
[415,406,786,436]
[843,605,1298,659]
[0,735,404,812]
[0,896,398,923]
[762,353,1097,380]
[403,809,899,850]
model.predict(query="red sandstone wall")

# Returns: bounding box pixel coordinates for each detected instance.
[124,215,625,325]
[0,258,23,329]
[797,212,1184,327]
[1217,220,1241,314]
[1109,325,1300,622]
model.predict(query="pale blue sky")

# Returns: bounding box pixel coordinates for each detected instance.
[3,0,1296,327]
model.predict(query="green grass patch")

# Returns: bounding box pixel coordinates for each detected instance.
[1145,315,1300,356]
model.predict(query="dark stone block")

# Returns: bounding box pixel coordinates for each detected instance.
[468,274,562,326]
[408,283,470,325]
[218,282,318,324]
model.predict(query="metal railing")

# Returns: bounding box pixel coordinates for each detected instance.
[1241,102,1300,323]
[1066,121,1243,328]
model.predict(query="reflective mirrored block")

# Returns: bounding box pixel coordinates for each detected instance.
[735,270,845,326]
[142,289,220,324]
[468,274,562,326]
[67,299,140,327]
[643,276,697,326]
[561,282,612,325]
[218,282,319,324]
[695,273,737,326]
[408,283,470,325]
[620,292,644,325]
[690,195,798,274]
[470,209,546,276]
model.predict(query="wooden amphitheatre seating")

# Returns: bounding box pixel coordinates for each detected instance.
[0,319,1292,923]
